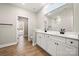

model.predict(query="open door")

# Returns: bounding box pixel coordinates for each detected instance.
[17,16,28,40]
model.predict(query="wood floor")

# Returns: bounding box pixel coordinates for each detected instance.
[0,36,49,56]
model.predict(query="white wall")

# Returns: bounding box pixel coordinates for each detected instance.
[0,4,36,46]
[73,4,79,32]
[36,5,48,31]
[37,4,74,32]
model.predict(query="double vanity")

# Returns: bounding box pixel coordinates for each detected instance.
[34,3,79,56]
[35,30,79,56]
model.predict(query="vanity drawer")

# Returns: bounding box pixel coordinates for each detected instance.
[51,35,66,43]
[66,38,78,48]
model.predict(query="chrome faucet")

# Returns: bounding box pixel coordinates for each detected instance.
[60,28,65,34]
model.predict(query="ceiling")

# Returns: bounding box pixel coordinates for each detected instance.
[10,3,46,13]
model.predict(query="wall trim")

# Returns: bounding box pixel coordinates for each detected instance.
[0,42,17,48]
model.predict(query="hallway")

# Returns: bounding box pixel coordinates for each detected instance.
[0,36,49,56]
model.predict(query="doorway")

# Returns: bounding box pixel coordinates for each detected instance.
[17,16,28,41]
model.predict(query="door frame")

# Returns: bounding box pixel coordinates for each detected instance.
[16,16,28,41]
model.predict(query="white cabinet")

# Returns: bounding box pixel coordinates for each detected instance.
[36,32,79,56]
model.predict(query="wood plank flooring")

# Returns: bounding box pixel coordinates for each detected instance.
[0,36,49,56]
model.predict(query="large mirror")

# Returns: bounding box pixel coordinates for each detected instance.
[46,4,74,32]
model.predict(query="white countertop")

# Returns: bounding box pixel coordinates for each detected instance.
[36,30,79,40]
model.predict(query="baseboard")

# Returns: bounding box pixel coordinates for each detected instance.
[0,42,17,48]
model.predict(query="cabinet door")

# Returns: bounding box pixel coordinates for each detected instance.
[65,45,78,56]
[47,39,57,56]
[56,41,66,56]
[40,34,47,50]
[56,41,78,56]
[36,33,47,50]
[36,33,43,47]
[66,38,78,48]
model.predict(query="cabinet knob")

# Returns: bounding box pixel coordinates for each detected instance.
[70,41,73,44]
[56,43,59,45]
